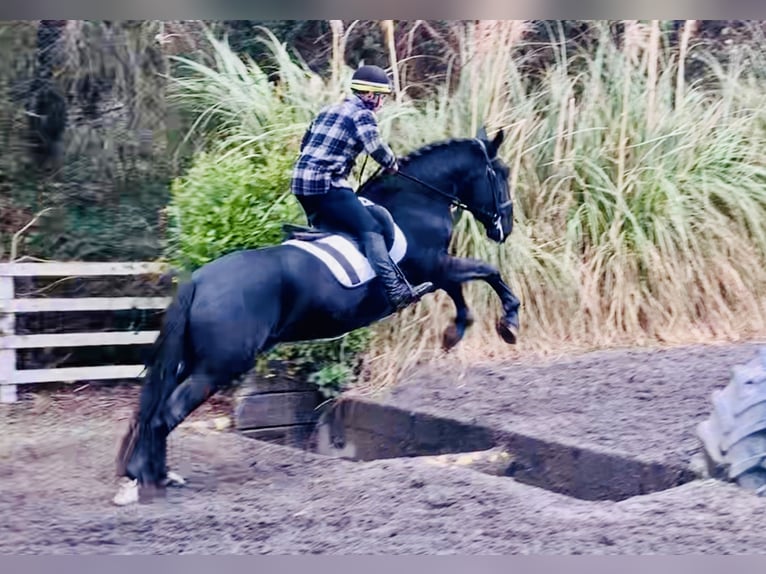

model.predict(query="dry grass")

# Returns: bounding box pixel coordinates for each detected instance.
[357,20,766,387]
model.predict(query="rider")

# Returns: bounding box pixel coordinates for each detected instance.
[290,64,432,311]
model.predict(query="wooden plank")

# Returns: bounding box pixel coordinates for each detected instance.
[0,275,14,337]
[235,391,323,429]
[1,330,159,349]
[240,424,316,447]
[11,364,146,384]
[0,261,168,277]
[0,297,171,313]
[0,275,15,402]
[237,372,320,395]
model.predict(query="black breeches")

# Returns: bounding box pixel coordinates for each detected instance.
[296,187,383,242]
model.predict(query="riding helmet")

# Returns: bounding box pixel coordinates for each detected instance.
[350,65,393,94]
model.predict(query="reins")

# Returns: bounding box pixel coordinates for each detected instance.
[359,138,511,226]
[393,170,472,213]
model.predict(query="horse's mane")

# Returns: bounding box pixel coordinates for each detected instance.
[358,137,480,196]
[398,137,477,168]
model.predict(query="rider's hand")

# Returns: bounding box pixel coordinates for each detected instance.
[386,160,399,175]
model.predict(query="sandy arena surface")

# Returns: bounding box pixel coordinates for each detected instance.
[2,341,766,554]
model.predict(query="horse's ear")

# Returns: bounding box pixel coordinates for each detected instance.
[488,129,505,157]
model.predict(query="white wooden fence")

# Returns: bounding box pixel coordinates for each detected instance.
[0,261,171,403]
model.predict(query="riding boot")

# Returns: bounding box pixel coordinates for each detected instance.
[361,232,433,311]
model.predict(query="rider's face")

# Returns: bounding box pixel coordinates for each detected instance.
[364,92,385,111]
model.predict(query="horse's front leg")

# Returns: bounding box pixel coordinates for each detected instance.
[441,282,475,351]
[440,256,520,345]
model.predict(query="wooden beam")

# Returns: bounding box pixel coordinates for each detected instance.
[235,391,323,429]
[0,297,171,313]
[0,275,15,402]
[1,330,160,349]
[0,261,169,277]
[11,364,146,384]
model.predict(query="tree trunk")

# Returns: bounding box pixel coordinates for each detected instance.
[27,19,68,165]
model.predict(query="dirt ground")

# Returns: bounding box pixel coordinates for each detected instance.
[3,340,766,554]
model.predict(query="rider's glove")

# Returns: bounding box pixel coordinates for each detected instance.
[385,159,399,175]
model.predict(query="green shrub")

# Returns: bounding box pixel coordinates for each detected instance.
[257,328,374,398]
[165,149,302,270]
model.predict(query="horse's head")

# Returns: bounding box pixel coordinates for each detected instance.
[359,127,514,243]
[461,126,514,243]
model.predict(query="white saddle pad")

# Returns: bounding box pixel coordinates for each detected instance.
[283,200,407,288]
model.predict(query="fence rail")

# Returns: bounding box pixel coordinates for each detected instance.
[0,261,171,403]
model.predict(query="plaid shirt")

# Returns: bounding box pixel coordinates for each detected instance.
[291,95,396,196]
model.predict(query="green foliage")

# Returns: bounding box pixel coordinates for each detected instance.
[165,149,301,270]
[26,198,167,261]
[0,21,177,263]
[258,328,374,398]
[13,18,766,394]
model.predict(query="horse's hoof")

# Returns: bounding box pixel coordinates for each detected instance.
[162,471,186,488]
[496,319,518,345]
[442,325,461,351]
[113,477,139,506]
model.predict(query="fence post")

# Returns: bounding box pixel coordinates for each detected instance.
[0,272,16,403]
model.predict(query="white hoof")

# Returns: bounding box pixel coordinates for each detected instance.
[163,470,186,487]
[113,478,139,506]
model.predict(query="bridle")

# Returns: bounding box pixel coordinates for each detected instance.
[386,138,513,236]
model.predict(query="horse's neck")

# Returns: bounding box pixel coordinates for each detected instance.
[361,142,476,229]
[402,152,472,186]
[361,181,453,249]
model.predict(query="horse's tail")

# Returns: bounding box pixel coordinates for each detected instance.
[138,279,196,424]
[116,280,196,480]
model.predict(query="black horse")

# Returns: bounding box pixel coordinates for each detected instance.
[114,127,521,505]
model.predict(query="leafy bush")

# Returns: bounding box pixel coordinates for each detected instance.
[165,149,301,269]
[257,328,374,398]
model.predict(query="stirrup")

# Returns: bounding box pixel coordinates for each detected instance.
[410,281,433,299]
[397,266,434,300]
[391,281,434,311]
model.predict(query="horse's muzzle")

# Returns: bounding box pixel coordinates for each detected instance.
[487,219,511,244]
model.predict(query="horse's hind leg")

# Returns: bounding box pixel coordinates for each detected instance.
[156,369,233,483]
[115,360,192,491]
[160,369,232,433]
[114,369,234,505]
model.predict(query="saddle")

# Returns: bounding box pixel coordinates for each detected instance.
[282,199,397,251]
[281,199,406,289]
